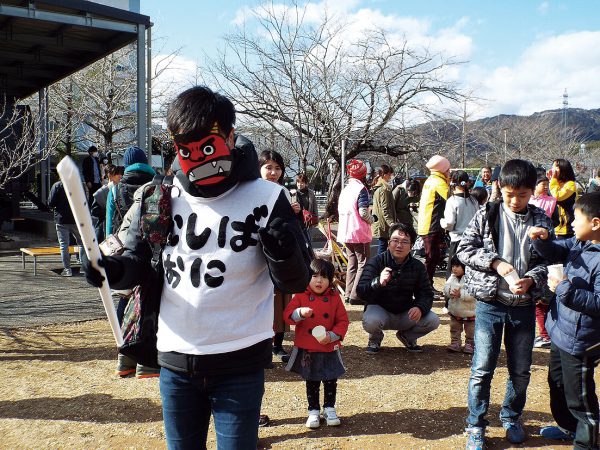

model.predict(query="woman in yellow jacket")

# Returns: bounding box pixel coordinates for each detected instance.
[548,158,577,238]
[417,155,450,283]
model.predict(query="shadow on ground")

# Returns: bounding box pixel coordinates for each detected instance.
[0,394,162,423]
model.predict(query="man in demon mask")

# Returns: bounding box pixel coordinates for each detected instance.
[82,86,310,449]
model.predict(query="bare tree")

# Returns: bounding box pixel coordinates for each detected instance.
[0,96,68,190]
[202,1,464,191]
[476,111,586,168]
[50,43,181,156]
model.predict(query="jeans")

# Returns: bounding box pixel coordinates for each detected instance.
[362,304,440,344]
[160,367,265,450]
[548,343,599,449]
[466,300,535,428]
[55,223,82,270]
[377,238,388,255]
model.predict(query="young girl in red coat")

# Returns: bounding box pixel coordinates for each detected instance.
[283,258,350,429]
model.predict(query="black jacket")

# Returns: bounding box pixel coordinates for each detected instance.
[357,250,434,315]
[48,181,74,225]
[82,155,100,184]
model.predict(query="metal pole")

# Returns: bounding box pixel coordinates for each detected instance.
[136,24,147,152]
[146,24,154,167]
[38,88,49,202]
[341,139,346,188]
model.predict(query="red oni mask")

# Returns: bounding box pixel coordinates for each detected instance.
[173,128,232,186]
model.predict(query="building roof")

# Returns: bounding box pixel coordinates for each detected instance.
[0,0,151,100]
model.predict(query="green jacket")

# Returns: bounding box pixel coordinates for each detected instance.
[371,179,396,239]
[392,185,415,226]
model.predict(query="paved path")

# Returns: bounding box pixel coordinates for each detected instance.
[0,254,106,328]
[0,225,377,329]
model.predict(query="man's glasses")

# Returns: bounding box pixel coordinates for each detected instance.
[389,239,411,247]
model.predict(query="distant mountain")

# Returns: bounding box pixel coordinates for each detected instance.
[489,107,600,141]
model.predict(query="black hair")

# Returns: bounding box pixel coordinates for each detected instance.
[553,158,576,183]
[471,186,488,205]
[389,222,417,245]
[406,179,421,197]
[535,167,549,185]
[88,145,98,153]
[166,86,236,140]
[498,159,537,190]
[296,172,308,183]
[378,164,394,177]
[450,255,464,269]
[574,192,600,220]
[310,258,335,283]
[451,170,470,195]
[258,150,286,184]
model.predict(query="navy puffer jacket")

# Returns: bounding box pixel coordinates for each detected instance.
[533,237,600,356]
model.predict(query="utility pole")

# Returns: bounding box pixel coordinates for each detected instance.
[562,88,569,155]
[461,99,467,168]
[503,127,508,163]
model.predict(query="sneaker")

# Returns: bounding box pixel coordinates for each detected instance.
[61,268,73,277]
[349,298,365,305]
[115,354,136,377]
[540,425,574,441]
[503,421,527,444]
[322,406,341,426]
[135,364,160,379]
[534,336,551,348]
[305,409,320,429]
[447,342,462,352]
[258,414,271,427]
[463,343,475,354]
[366,341,380,354]
[396,332,423,353]
[273,347,289,362]
[465,426,485,450]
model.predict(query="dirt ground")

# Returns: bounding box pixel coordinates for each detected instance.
[0,280,586,450]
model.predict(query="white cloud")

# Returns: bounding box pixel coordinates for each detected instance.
[151,54,199,118]
[466,31,600,118]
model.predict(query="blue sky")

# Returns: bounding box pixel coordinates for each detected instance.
[140,0,600,119]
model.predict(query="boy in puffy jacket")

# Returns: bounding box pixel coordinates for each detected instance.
[529,192,600,448]
[457,159,552,449]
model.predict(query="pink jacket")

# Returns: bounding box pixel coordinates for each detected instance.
[337,178,372,244]
[529,194,557,218]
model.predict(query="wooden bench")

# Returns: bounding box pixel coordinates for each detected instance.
[20,246,81,276]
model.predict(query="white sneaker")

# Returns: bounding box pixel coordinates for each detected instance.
[323,406,341,426]
[61,268,73,277]
[305,410,320,428]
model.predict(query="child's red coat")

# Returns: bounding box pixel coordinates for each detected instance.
[283,287,349,352]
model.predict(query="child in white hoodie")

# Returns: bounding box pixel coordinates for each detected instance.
[443,256,476,354]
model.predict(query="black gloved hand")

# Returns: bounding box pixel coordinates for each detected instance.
[80,250,122,287]
[258,217,296,260]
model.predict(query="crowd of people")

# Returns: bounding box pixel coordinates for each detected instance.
[45,85,600,450]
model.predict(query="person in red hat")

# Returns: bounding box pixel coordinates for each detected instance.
[337,159,373,304]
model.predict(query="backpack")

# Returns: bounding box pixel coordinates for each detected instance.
[119,175,174,368]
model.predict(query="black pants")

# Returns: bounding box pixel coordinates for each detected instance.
[306,379,337,411]
[548,343,599,449]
